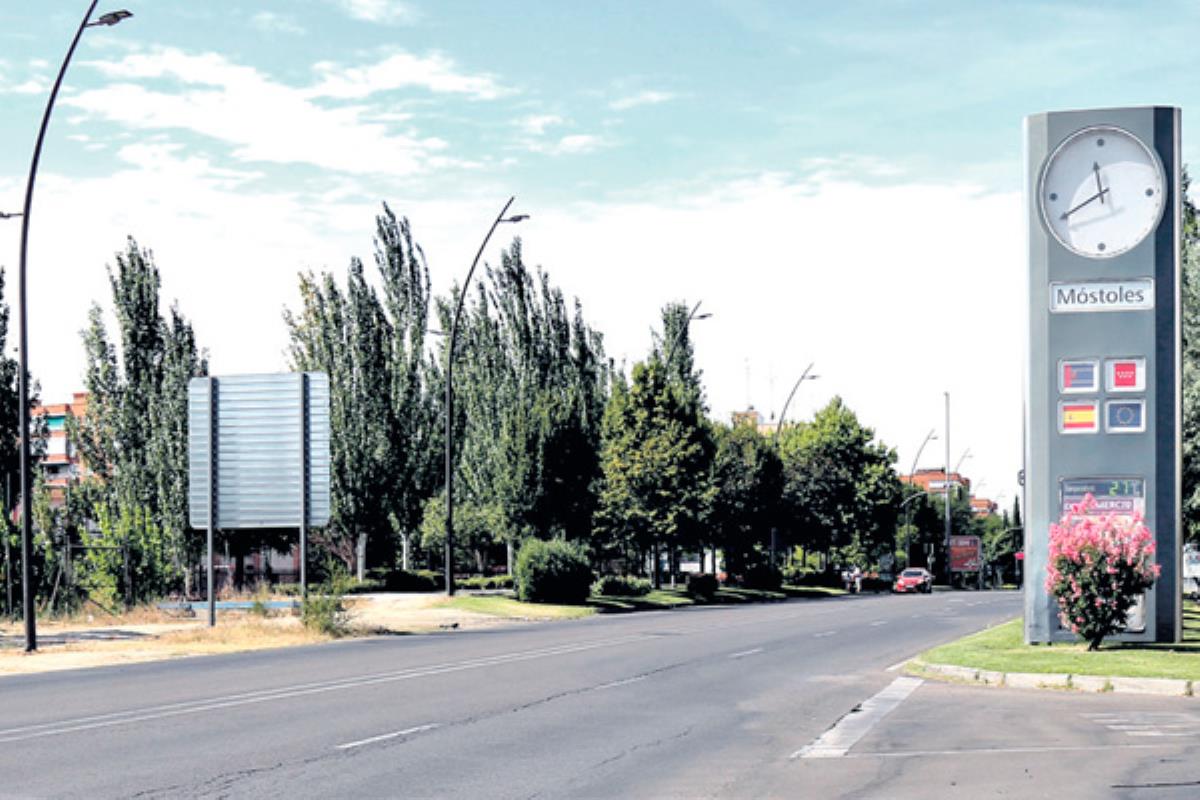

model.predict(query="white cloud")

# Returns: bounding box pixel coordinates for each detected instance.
[333,0,420,25]
[308,51,510,101]
[66,48,457,176]
[609,90,677,110]
[544,134,608,155]
[518,114,564,136]
[250,12,306,35]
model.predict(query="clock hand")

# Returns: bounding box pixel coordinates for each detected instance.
[1093,162,1104,205]
[1060,187,1109,220]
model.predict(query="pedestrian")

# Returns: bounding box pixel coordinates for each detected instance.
[852,566,862,594]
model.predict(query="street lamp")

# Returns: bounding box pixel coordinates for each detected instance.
[661,300,711,375]
[953,447,972,476]
[0,213,23,220]
[775,362,819,438]
[444,197,527,596]
[908,428,938,484]
[16,2,133,652]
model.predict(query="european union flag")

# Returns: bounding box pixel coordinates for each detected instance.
[1106,400,1145,432]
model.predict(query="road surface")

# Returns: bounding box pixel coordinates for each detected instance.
[2,590,1036,798]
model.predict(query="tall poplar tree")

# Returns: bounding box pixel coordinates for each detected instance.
[71,239,207,601]
[286,206,438,571]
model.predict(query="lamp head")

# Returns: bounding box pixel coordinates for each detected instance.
[502,214,529,223]
[94,10,133,26]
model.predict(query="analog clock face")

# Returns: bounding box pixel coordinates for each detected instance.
[1039,126,1165,259]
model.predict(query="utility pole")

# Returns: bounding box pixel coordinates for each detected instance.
[944,391,952,587]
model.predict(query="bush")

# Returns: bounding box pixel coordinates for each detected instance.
[369,568,444,592]
[302,570,352,636]
[1046,494,1159,650]
[459,575,515,591]
[686,573,719,600]
[344,578,386,595]
[592,575,652,597]
[740,563,782,591]
[515,539,594,604]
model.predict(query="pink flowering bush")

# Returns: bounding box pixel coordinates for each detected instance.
[1045,494,1159,651]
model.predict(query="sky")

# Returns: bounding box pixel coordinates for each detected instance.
[3,0,1200,513]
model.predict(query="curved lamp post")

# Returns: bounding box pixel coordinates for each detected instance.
[903,429,937,568]
[953,447,972,476]
[775,362,819,438]
[17,2,133,652]
[661,300,711,376]
[444,197,527,596]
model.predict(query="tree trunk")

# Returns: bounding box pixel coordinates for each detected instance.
[652,542,661,588]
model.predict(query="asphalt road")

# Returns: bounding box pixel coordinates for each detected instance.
[0,590,1027,798]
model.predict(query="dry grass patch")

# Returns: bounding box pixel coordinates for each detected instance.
[0,616,337,677]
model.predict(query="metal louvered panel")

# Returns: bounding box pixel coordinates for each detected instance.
[188,372,330,529]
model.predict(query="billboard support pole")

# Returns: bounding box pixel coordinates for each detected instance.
[299,373,308,599]
[207,376,216,628]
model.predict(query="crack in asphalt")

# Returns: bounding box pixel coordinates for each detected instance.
[589,725,696,772]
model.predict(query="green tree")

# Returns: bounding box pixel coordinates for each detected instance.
[445,242,608,565]
[286,207,439,573]
[70,239,207,602]
[779,397,901,570]
[594,351,711,586]
[1181,169,1200,541]
[708,419,783,575]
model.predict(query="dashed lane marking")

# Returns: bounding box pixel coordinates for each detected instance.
[728,648,764,659]
[337,723,440,750]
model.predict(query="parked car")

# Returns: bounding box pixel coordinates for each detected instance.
[893,568,933,594]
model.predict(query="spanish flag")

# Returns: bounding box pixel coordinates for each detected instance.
[1062,402,1097,431]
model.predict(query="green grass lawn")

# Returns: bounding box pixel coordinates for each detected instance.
[443,595,595,620]
[448,581,846,617]
[918,603,1200,681]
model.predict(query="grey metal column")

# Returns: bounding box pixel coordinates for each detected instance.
[1024,106,1181,643]
[207,376,216,627]
[299,372,308,598]
[943,392,951,584]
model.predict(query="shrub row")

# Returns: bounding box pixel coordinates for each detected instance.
[592,574,652,597]
[458,575,515,591]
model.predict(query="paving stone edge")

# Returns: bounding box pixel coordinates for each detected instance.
[910,659,1196,698]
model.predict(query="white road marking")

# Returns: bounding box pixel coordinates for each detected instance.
[885,660,909,673]
[813,631,837,638]
[791,677,923,759]
[336,723,440,750]
[594,676,647,691]
[1125,731,1197,738]
[728,648,764,659]
[870,620,887,627]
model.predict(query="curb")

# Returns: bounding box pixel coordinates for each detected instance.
[910,659,1197,698]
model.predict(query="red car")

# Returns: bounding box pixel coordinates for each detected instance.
[893,568,933,594]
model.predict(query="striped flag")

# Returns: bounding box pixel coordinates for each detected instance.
[1062,402,1098,432]
[1061,360,1096,391]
